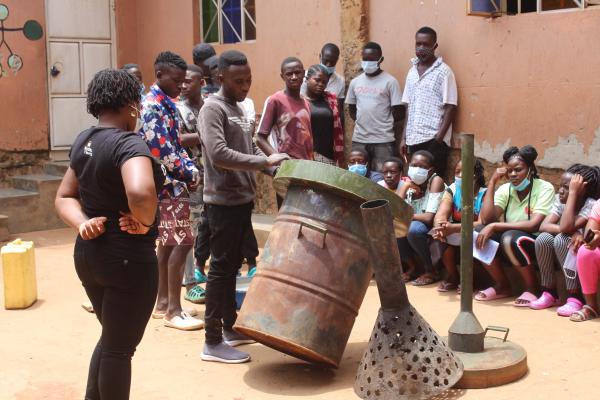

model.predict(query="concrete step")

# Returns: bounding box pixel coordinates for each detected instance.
[11,174,62,193]
[0,214,9,242]
[43,161,69,177]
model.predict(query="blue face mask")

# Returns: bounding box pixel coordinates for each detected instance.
[454,177,462,189]
[349,163,368,177]
[511,169,531,192]
[320,63,335,75]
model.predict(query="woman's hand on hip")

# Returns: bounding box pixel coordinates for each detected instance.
[119,213,151,235]
[78,217,107,240]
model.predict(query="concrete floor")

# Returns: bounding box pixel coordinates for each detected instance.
[1,228,599,400]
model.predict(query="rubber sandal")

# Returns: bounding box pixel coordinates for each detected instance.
[529,291,560,310]
[474,287,511,302]
[557,297,584,317]
[514,291,538,307]
[164,311,205,331]
[411,274,439,287]
[195,269,208,283]
[437,281,458,292]
[570,305,599,322]
[184,285,206,304]
[247,266,257,277]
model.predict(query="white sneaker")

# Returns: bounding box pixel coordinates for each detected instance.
[164,311,204,331]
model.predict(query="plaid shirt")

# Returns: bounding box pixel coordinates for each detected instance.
[402,57,458,146]
[139,84,197,199]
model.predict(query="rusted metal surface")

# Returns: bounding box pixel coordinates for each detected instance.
[234,162,412,368]
[355,199,464,399]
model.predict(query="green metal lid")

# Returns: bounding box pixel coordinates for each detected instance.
[273,160,413,237]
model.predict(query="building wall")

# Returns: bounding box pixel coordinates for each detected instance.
[0,0,48,152]
[115,0,341,111]
[370,0,600,168]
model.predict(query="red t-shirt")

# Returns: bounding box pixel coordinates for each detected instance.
[258,91,313,160]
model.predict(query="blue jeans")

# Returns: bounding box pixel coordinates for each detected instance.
[397,221,434,274]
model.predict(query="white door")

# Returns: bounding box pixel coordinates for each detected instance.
[46,0,115,150]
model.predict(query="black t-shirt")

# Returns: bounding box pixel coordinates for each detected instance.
[70,127,165,252]
[309,98,334,160]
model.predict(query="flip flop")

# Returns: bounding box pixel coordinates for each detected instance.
[411,274,440,287]
[474,287,511,302]
[437,281,458,292]
[514,291,538,307]
[570,305,598,322]
[557,297,584,317]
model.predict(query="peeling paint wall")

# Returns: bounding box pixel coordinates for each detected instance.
[370,1,600,169]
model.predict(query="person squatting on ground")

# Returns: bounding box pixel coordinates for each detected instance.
[55,69,165,400]
[475,145,555,306]
[139,51,203,330]
[198,50,290,363]
[346,41,404,172]
[573,198,600,322]
[346,149,384,183]
[396,150,446,286]
[532,164,600,315]
[303,64,345,166]
[432,159,487,292]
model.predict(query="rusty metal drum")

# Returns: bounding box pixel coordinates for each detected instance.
[234,160,412,367]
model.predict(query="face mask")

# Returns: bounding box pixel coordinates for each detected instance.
[349,163,368,177]
[320,63,335,75]
[361,60,379,74]
[416,44,436,61]
[511,171,531,192]
[408,166,430,185]
[201,83,219,96]
[454,177,462,189]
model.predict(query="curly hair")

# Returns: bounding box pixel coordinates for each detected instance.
[502,145,539,178]
[154,51,187,71]
[566,163,600,200]
[86,69,140,118]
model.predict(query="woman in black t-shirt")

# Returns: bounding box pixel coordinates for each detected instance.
[55,69,164,400]
[304,64,345,166]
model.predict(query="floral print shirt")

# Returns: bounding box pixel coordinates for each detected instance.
[139,84,197,199]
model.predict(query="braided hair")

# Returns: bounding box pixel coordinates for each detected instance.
[306,64,329,79]
[502,145,539,178]
[566,164,600,200]
[86,69,140,118]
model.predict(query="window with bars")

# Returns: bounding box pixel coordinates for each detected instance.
[201,0,256,44]
[468,0,587,16]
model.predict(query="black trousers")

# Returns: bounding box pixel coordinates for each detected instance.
[407,139,450,179]
[204,201,254,344]
[195,208,259,268]
[74,236,158,400]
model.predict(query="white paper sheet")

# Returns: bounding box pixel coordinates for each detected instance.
[472,231,499,265]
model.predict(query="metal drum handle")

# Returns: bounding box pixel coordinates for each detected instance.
[484,325,510,342]
[297,221,328,249]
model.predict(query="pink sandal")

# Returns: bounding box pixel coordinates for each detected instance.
[514,291,538,307]
[557,297,584,317]
[474,287,511,302]
[529,291,560,310]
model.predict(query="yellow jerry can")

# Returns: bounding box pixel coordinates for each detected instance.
[1,239,37,309]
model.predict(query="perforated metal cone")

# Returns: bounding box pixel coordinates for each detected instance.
[354,306,464,400]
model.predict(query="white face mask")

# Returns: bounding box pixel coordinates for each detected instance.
[361,60,379,74]
[408,166,430,185]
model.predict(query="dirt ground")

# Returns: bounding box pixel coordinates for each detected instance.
[1,228,599,400]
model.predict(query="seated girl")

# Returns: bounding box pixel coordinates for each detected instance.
[475,145,555,306]
[532,164,600,315]
[432,159,487,292]
[571,198,600,322]
[347,149,384,183]
[378,157,406,191]
[396,150,446,286]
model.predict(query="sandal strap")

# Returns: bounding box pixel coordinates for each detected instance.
[582,305,599,318]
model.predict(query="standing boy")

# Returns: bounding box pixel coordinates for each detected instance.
[345,42,404,172]
[139,51,203,330]
[198,50,289,363]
